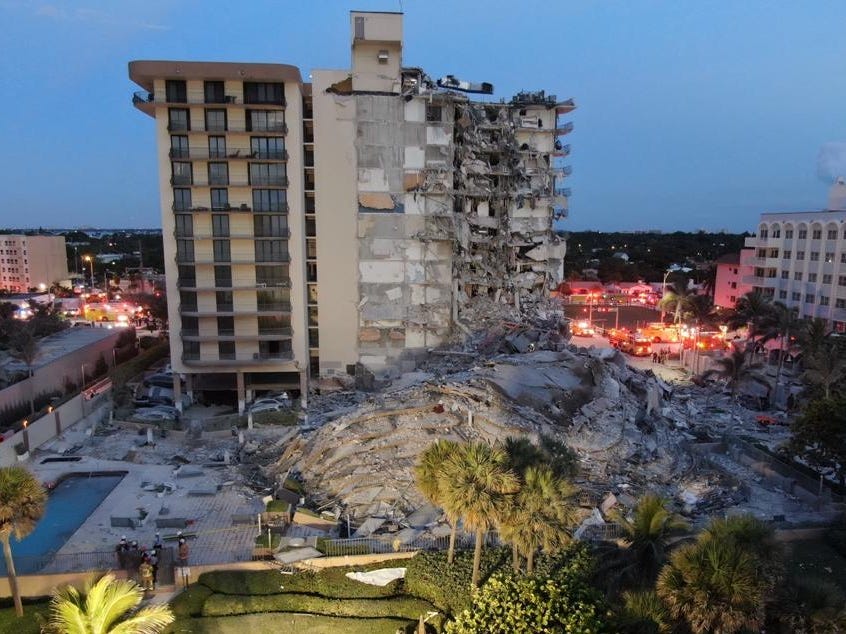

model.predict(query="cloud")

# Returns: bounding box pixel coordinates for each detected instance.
[32,3,170,31]
[817,142,846,183]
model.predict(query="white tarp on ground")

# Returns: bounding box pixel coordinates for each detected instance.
[345,567,407,586]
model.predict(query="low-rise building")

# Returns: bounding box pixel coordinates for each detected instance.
[0,235,69,293]
[713,250,754,309]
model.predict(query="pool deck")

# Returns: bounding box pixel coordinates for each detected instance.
[29,409,271,569]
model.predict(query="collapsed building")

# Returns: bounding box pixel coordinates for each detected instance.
[130,10,574,406]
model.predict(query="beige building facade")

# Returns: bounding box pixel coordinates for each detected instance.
[0,235,69,293]
[742,179,846,331]
[130,10,574,402]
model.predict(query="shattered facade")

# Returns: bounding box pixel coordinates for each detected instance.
[313,11,576,378]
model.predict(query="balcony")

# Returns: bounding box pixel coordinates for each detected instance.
[181,351,295,366]
[254,229,291,239]
[170,176,194,186]
[555,122,574,136]
[178,178,288,188]
[133,91,282,108]
[177,123,288,135]
[169,148,288,161]
[257,302,292,312]
[248,176,289,187]
[254,253,291,264]
[741,275,766,286]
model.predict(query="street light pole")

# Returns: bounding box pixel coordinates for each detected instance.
[660,269,671,323]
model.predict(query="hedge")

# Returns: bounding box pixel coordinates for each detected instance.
[202,592,435,619]
[167,613,422,634]
[170,584,214,618]
[197,565,402,599]
[109,342,169,389]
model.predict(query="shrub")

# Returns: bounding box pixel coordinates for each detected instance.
[202,592,434,619]
[170,584,213,618]
[314,537,372,556]
[109,342,168,389]
[254,533,282,549]
[94,353,108,378]
[265,500,290,513]
[405,547,511,616]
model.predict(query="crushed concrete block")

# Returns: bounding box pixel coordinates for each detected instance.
[359,328,382,343]
[599,493,618,516]
[188,486,218,497]
[175,466,204,478]
[155,517,189,529]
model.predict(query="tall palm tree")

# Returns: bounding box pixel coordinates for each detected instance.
[442,442,519,588]
[615,590,672,634]
[611,494,688,585]
[686,294,716,330]
[9,326,39,415]
[44,573,174,634]
[800,317,831,359]
[726,291,774,362]
[759,301,805,404]
[414,439,462,564]
[502,436,545,476]
[659,280,694,325]
[0,466,46,617]
[700,514,782,589]
[702,349,763,399]
[498,465,576,574]
[803,346,846,399]
[657,538,763,634]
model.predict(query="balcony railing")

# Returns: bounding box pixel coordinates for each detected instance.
[170,148,289,161]
[254,229,291,239]
[257,302,292,312]
[181,352,294,364]
[555,121,575,136]
[255,253,291,263]
[177,179,287,188]
[249,176,288,187]
[133,91,281,107]
[170,176,194,186]
[258,327,293,336]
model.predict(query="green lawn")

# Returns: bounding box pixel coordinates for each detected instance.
[168,613,416,634]
[0,601,50,634]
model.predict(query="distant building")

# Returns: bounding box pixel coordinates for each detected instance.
[0,235,69,293]
[713,250,753,309]
[742,178,846,330]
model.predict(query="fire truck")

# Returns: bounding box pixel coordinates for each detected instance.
[619,333,653,356]
[638,322,680,343]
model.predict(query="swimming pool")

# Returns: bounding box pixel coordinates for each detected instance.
[3,472,126,574]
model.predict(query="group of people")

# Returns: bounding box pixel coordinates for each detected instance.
[651,348,670,364]
[115,532,189,591]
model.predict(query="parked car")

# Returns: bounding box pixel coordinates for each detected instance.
[144,373,182,388]
[134,386,191,410]
[249,401,286,414]
[138,404,181,420]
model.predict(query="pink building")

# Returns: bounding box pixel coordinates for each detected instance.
[713,249,754,309]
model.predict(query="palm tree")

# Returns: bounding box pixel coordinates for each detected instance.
[611,494,688,585]
[803,346,846,399]
[414,439,462,564]
[498,465,576,574]
[759,301,804,404]
[615,590,672,634]
[44,573,174,634]
[686,294,716,330]
[659,280,694,325]
[441,442,519,588]
[502,436,545,476]
[700,514,782,589]
[0,466,46,617]
[657,538,763,634]
[702,349,763,399]
[726,291,773,361]
[9,326,39,415]
[800,317,831,359]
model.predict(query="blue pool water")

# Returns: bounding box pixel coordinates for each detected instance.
[4,472,125,574]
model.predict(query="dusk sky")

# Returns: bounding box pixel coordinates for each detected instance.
[2,0,845,231]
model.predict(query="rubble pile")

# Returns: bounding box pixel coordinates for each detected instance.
[274,347,706,523]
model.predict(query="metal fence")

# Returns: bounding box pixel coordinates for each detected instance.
[2,550,118,576]
[316,531,502,557]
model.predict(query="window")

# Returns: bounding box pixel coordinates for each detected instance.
[212,239,230,262]
[823,274,833,284]
[249,163,285,186]
[809,273,817,282]
[243,82,284,105]
[805,294,815,304]
[181,316,198,335]
[821,296,830,306]
[247,110,285,132]
[258,315,290,334]
[785,229,794,238]
[256,264,289,286]
[171,161,192,185]
[772,229,781,238]
[168,108,189,131]
[183,341,200,359]
[783,250,791,259]
[307,262,317,282]
[205,109,227,132]
[177,265,196,287]
[307,239,317,259]
[208,136,227,159]
[826,252,835,263]
[838,299,846,309]
[768,248,779,258]
[204,81,225,104]
[794,272,803,281]
[813,229,822,239]
[253,189,286,212]
[259,339,292,358]
[308,284,318,304]
[208,162,229,186]
[170,135,189,159]
[250,137,285,159]
[756,248,766,258]
[354,15,364,38]
[792,292,801,301]
[214,265,232,287]
[174,214,193,237]
[180,291,197,311]
[218,341,236,360]
[799,229,808,239]
[175,239,194,263]
[811,252,820,261]
[780,271,789,279]
[211,188,228,210]
[254,214,287,237]
[426,105,443,123]
[165,80,187,103]
[839,276,846,286]
[216,291,233,311]
[797,251,805,260]
[212,214,230,237]
[257,288,290,311]
[309,328,320,348]
[760,229,768,238]
[779,290,787,299]
[255,240,288,262]
[828,230,838,240]
[217,316,234,336]
[306,217,316,237]
[173,188,192,211]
